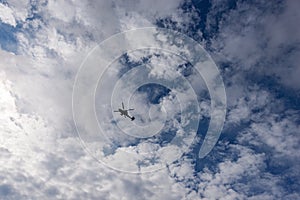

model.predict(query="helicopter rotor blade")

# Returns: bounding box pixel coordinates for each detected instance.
[122,102,124,109]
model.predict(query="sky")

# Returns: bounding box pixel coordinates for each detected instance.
[0,0,299,199]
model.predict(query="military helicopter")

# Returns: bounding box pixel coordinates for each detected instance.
[114,102,135,121]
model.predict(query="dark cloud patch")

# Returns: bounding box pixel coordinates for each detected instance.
[0,184,14,196]
[45,186,60,197]
[42,153,65,177]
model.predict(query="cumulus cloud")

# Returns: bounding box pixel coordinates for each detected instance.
[1,0,300,199]
[0,3,17,27]
[0,0,199,199]
[154,0,300,198]
[211,0,300,90]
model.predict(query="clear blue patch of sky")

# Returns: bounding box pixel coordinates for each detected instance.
[0,22,18,53]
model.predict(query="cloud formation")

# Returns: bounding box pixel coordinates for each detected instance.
[0,0,299,199]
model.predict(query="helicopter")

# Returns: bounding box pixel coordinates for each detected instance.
[114,102,135,121]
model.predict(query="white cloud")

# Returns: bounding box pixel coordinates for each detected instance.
[0,0,201,199]
[116,0,182,19]
[209,0,300,90]
[196,144,285,199]
[0,68,195,199]
[3,0,31,24]
[0,3,17,27]
[1,0,299,199]
[241,111,300,158]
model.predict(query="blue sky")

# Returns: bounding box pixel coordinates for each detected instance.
[0,0,299,199]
